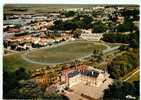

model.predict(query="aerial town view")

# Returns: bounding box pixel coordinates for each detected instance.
[3,4,139,100]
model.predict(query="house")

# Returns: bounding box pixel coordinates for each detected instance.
[7,27,21,33]
[80,29,103,41]
[117,16,124,24]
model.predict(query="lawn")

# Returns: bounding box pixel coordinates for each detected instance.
[23,41,106,64]
[4,41,106,71]
[3,53,47,72]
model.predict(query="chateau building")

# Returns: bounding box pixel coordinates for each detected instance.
[60,65,110,88]
[67,70,108,87]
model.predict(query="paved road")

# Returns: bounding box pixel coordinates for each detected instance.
[124,69,139,81]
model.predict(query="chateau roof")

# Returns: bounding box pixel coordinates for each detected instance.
[68,70,80,78]
[81,70,99,77]
[68,70,99,78]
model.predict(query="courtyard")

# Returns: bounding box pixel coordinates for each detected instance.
[65,77,113,100]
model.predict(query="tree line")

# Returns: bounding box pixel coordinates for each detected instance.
[103,80,139,100]
[102,30,139,48]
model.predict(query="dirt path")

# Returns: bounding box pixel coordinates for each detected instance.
[124,69,139,81]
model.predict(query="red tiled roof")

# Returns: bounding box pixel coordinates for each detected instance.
[7,28,21,33]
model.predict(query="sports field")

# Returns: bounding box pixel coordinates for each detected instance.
[23,41,106,64]
[3,53,47,72]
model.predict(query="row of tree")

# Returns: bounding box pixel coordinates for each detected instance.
[52,15,94,30]
[52,15,109,34]
[121,9,139,20]
[102,30,139,48]
[116,19,137,32]
[53,16,137,34]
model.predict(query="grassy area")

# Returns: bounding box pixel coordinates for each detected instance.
[5,5,138,15]
[24,41,106,64]
[127,71,139,83]
[4,4,98,14]
[3,53,47,72]
[4,41,106,72]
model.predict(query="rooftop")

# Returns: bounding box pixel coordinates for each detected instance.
[68,70,99,78]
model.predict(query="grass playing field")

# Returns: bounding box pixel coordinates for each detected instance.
[3,53,47,72]
[23,41,106,64]
[4,41,107,71]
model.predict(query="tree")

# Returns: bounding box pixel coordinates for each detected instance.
[116,19,134,32]
[72,28,81,39]
[102,34,129,43]
[91,49,103,63]
[3,67,30,99]
[107,50,139,79]
[53,20,64,30]
[15,67,29,80]
[63,20,77,30]
[121,9,139,20]
[92,22,107,33]
[64,11,75,17]
[19,80,44,99]
[92,11,98,17]
[129,31,139,48]
[103,80,139,100]
[72,15,93,29]
[118,45,128,51]
[107,22,117,32]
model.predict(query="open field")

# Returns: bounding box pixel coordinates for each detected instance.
[4,4,98,14]
[4,41,107,71]
[4,4,139,14]
[23,41,106,64]
[3,53,47,72]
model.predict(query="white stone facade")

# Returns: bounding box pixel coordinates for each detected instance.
[68,72,108,88]
[80,29,103,41]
